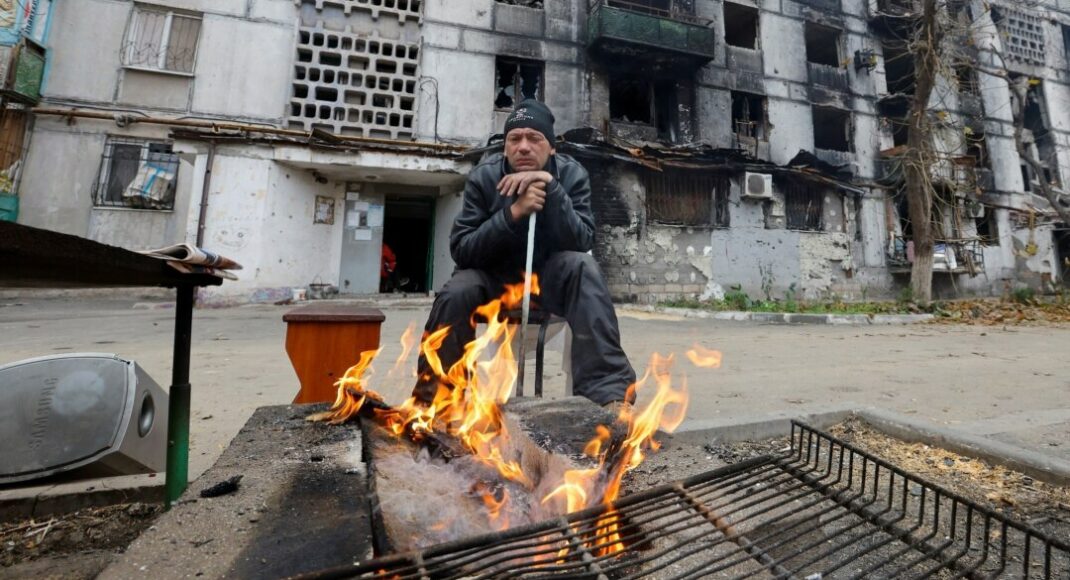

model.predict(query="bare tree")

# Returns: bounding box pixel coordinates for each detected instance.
[901,0,944,304]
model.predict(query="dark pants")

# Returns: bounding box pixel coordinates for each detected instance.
[413,251,636,406]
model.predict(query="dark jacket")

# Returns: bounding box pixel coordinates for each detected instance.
[450,152,595,275]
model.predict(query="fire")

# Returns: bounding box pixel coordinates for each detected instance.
[310,275,539,487]
[545,352,690,557]
[309,272,721,562]
[686,344,723,368]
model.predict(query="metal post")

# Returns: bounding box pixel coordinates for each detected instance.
[165,284,194,509]
[516,213,536,397]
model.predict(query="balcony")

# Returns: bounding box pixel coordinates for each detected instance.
[808,63,849,91]
[888,236,985,275]
[0,39,46,104]
[588,0,716,67]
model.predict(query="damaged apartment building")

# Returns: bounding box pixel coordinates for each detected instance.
[5,0,1069,302]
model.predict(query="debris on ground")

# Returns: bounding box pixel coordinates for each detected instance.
[0,503,161,569]
[199,474,243,498]
[932,298,1070,326]
[829,420,1070,527]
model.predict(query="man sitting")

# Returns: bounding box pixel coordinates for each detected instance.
[412,99,635,408]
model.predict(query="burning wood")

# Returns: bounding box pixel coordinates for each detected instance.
[308,276,721,560]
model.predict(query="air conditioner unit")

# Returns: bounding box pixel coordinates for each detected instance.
[742,172,773,200]
[0,353,169,484]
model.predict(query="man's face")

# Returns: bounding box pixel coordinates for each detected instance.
[505,128,555,172]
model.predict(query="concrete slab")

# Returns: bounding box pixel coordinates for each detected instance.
[0,474,161,522]
[674,405,1070,487]
[99,405,373,580]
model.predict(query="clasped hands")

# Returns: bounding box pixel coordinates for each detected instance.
[498,171,553,222]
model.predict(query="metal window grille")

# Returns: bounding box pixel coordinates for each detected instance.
[644,170,730,228]
[785,181,824,231]
[122,7,202,74]
[0,107,30,195]
[494,57,544,110]
[94,138,178,210]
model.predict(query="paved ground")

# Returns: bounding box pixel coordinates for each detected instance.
[2,294,1069,481]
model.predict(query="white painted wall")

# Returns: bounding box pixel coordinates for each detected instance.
[194,148,346,301]
[191,15,295,120]
[432,189,464,291]
[43,0,129,103]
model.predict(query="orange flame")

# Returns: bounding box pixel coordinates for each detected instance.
[310,277,541,491]
[543,352,690,557]
[310,277,718,560]
[480,487,511,531]
[686,344,723,368]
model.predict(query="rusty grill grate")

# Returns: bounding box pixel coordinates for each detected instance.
[294,422,1070,579]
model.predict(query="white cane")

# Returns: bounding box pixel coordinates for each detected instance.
[516,212,536,397]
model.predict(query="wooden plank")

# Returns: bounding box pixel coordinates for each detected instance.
[0,221,222,288]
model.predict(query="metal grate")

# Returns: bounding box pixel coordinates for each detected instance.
[643,170,730,228]
[292,421,1070,579]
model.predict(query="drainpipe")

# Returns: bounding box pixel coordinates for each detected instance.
[194,142,215,248]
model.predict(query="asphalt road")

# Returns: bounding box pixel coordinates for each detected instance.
[2,294,1068,479]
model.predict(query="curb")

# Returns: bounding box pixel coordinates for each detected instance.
[0,474,164,522]
[673,406,1070,487]
[853,407,1070,487]
[625,305,933,325]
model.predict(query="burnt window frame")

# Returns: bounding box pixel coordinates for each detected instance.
[609,72,654,125]
[494,56,545,111]
[643,170,731,228]
[783,181,825,232]
[804,22,843,67]
[811,106,853,153]
[93,136,179,211]
[723,2,761,50]
[731,91,768,141]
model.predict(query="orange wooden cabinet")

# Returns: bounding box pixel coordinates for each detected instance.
[283,305,385,404]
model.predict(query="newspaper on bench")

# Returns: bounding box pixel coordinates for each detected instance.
[139,243,242,281]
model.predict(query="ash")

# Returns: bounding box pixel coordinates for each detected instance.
[368,413,577,554]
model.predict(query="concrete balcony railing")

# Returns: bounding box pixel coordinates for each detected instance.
[588,0,716,63]
[726,45,763,73]
[808,62,849,91]
[0,39,46,104]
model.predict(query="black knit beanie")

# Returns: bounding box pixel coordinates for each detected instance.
[504,99,556,144]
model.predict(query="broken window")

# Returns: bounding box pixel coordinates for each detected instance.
[805,22,841,67]
[610,74,686,142]
[1063,25,1070,64]
[731,91,766,141]
[965,126,988,168]
[494,57,543,110]
[610,74,652,124]
[653,81,680,142]
[888,117,909,147]
[975,207,999,246]
[881,40,915,96]
[608,0,672,14]
[643,170,730,228]
[494,0,544,8]
[812,106,852,152]
[723,3,760,50]
[954,65,979,96]
[1011,75,1061,188]
[784,181,824,232]
[94,137,179,210]
[122,6,202,74]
